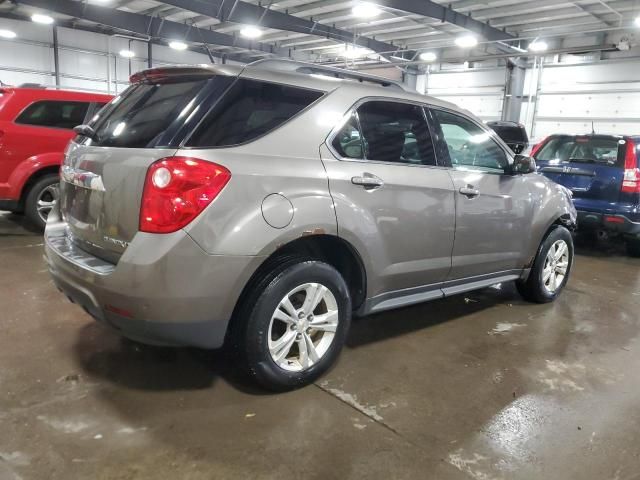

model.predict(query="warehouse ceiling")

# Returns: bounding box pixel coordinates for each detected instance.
[0,0,639,65]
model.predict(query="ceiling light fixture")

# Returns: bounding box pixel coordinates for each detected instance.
[240,26,263,39]
[119,49,135,58]
[340,45,372,59]
[635,15,640,27]
[0,29,17,39]
[528,40,548,52]
[352,2,382,19]
[419,52,437,62]
[455,34,478,48]
[169,41,188,51]
[31,14,54,25]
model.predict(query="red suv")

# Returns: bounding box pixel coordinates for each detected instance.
[0,86,112,228]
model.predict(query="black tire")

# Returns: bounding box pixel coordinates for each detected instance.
[627,237,640,258]
[231,257,351,391]
[24,174,59,230]
[516,226,574,303]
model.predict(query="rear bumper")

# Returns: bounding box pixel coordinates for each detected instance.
[577,210,640,236]
[44,219,265,349]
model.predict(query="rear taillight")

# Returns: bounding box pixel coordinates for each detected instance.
[530,136,548,157]
[621,139,640,194]
[140,156,231,234]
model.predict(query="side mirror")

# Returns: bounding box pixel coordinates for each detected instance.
[511,154,537,174]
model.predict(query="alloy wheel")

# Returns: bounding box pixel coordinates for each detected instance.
[268,282,339,372]
[542,239,569,293]
[36,184,59,223]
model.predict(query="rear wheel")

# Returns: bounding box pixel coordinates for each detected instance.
[24,174,59,230]
[626,237,640,258]
[232,258,351,391]
[517,226,574,303]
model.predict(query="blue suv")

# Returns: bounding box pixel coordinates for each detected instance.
[533,134,640,256]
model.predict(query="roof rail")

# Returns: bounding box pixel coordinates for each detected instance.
[248,58,410,92]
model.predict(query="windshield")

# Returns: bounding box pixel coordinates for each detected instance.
[535,136,623,166]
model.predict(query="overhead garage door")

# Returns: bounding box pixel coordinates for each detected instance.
[423,67,506,122]
[524,59,640,143]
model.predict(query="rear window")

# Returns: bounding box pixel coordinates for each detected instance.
[89,79,212,148]
[186,79,324,148]
[16,100,89,129]
[535,136,624,166]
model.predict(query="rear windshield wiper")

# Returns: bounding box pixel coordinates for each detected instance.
[73,124,98,141]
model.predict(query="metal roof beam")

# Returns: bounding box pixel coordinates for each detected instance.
[158,0,408,58]
[365,0,517,42]
[16,0,295,61]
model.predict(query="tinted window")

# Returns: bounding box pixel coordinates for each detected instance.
[91,79,209,148]
[356,101,436,165]
[535,136,623,166]
[16,100,89,129]
[187,79,323,147]
[434,110,508,173]
[332,114,364,159]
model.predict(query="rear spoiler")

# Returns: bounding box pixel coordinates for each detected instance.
[129,64,240,84]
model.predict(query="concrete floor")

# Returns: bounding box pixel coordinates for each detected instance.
[1,212,640,480]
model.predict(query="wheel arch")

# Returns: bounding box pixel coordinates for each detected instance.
[233,234,368,320]
[8,152,63,208]
[19,165,60,207]
[525,214,575,270]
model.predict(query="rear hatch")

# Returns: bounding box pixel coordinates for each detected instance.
[59,68,235,263]
[534,135,626,205]
[487,121,529,154]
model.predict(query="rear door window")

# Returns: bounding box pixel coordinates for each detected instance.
[186,79,324,148]
[90,78,214,148]
[353,101,437,166]
[535,136,623,166]
[15,100,90,129]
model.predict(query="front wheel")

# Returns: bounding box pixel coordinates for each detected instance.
[233,259,352,391]
[517,226,574,303]
[24,174,59,230]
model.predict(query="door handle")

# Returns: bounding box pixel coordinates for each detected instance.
[352,173,384,190]
[459,185,480,198]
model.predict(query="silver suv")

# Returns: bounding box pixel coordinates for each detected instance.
[45,60,577,390]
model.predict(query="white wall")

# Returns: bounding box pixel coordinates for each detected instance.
[420,65,506,122]
[0,17,228,94]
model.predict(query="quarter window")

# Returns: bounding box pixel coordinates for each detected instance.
[355,101,437,166]
[187,79,324,147]
[15,100,90,130]
[433,110,508,173]
[331,114,364,159]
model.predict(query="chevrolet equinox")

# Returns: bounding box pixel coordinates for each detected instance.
[45,60,577,390]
